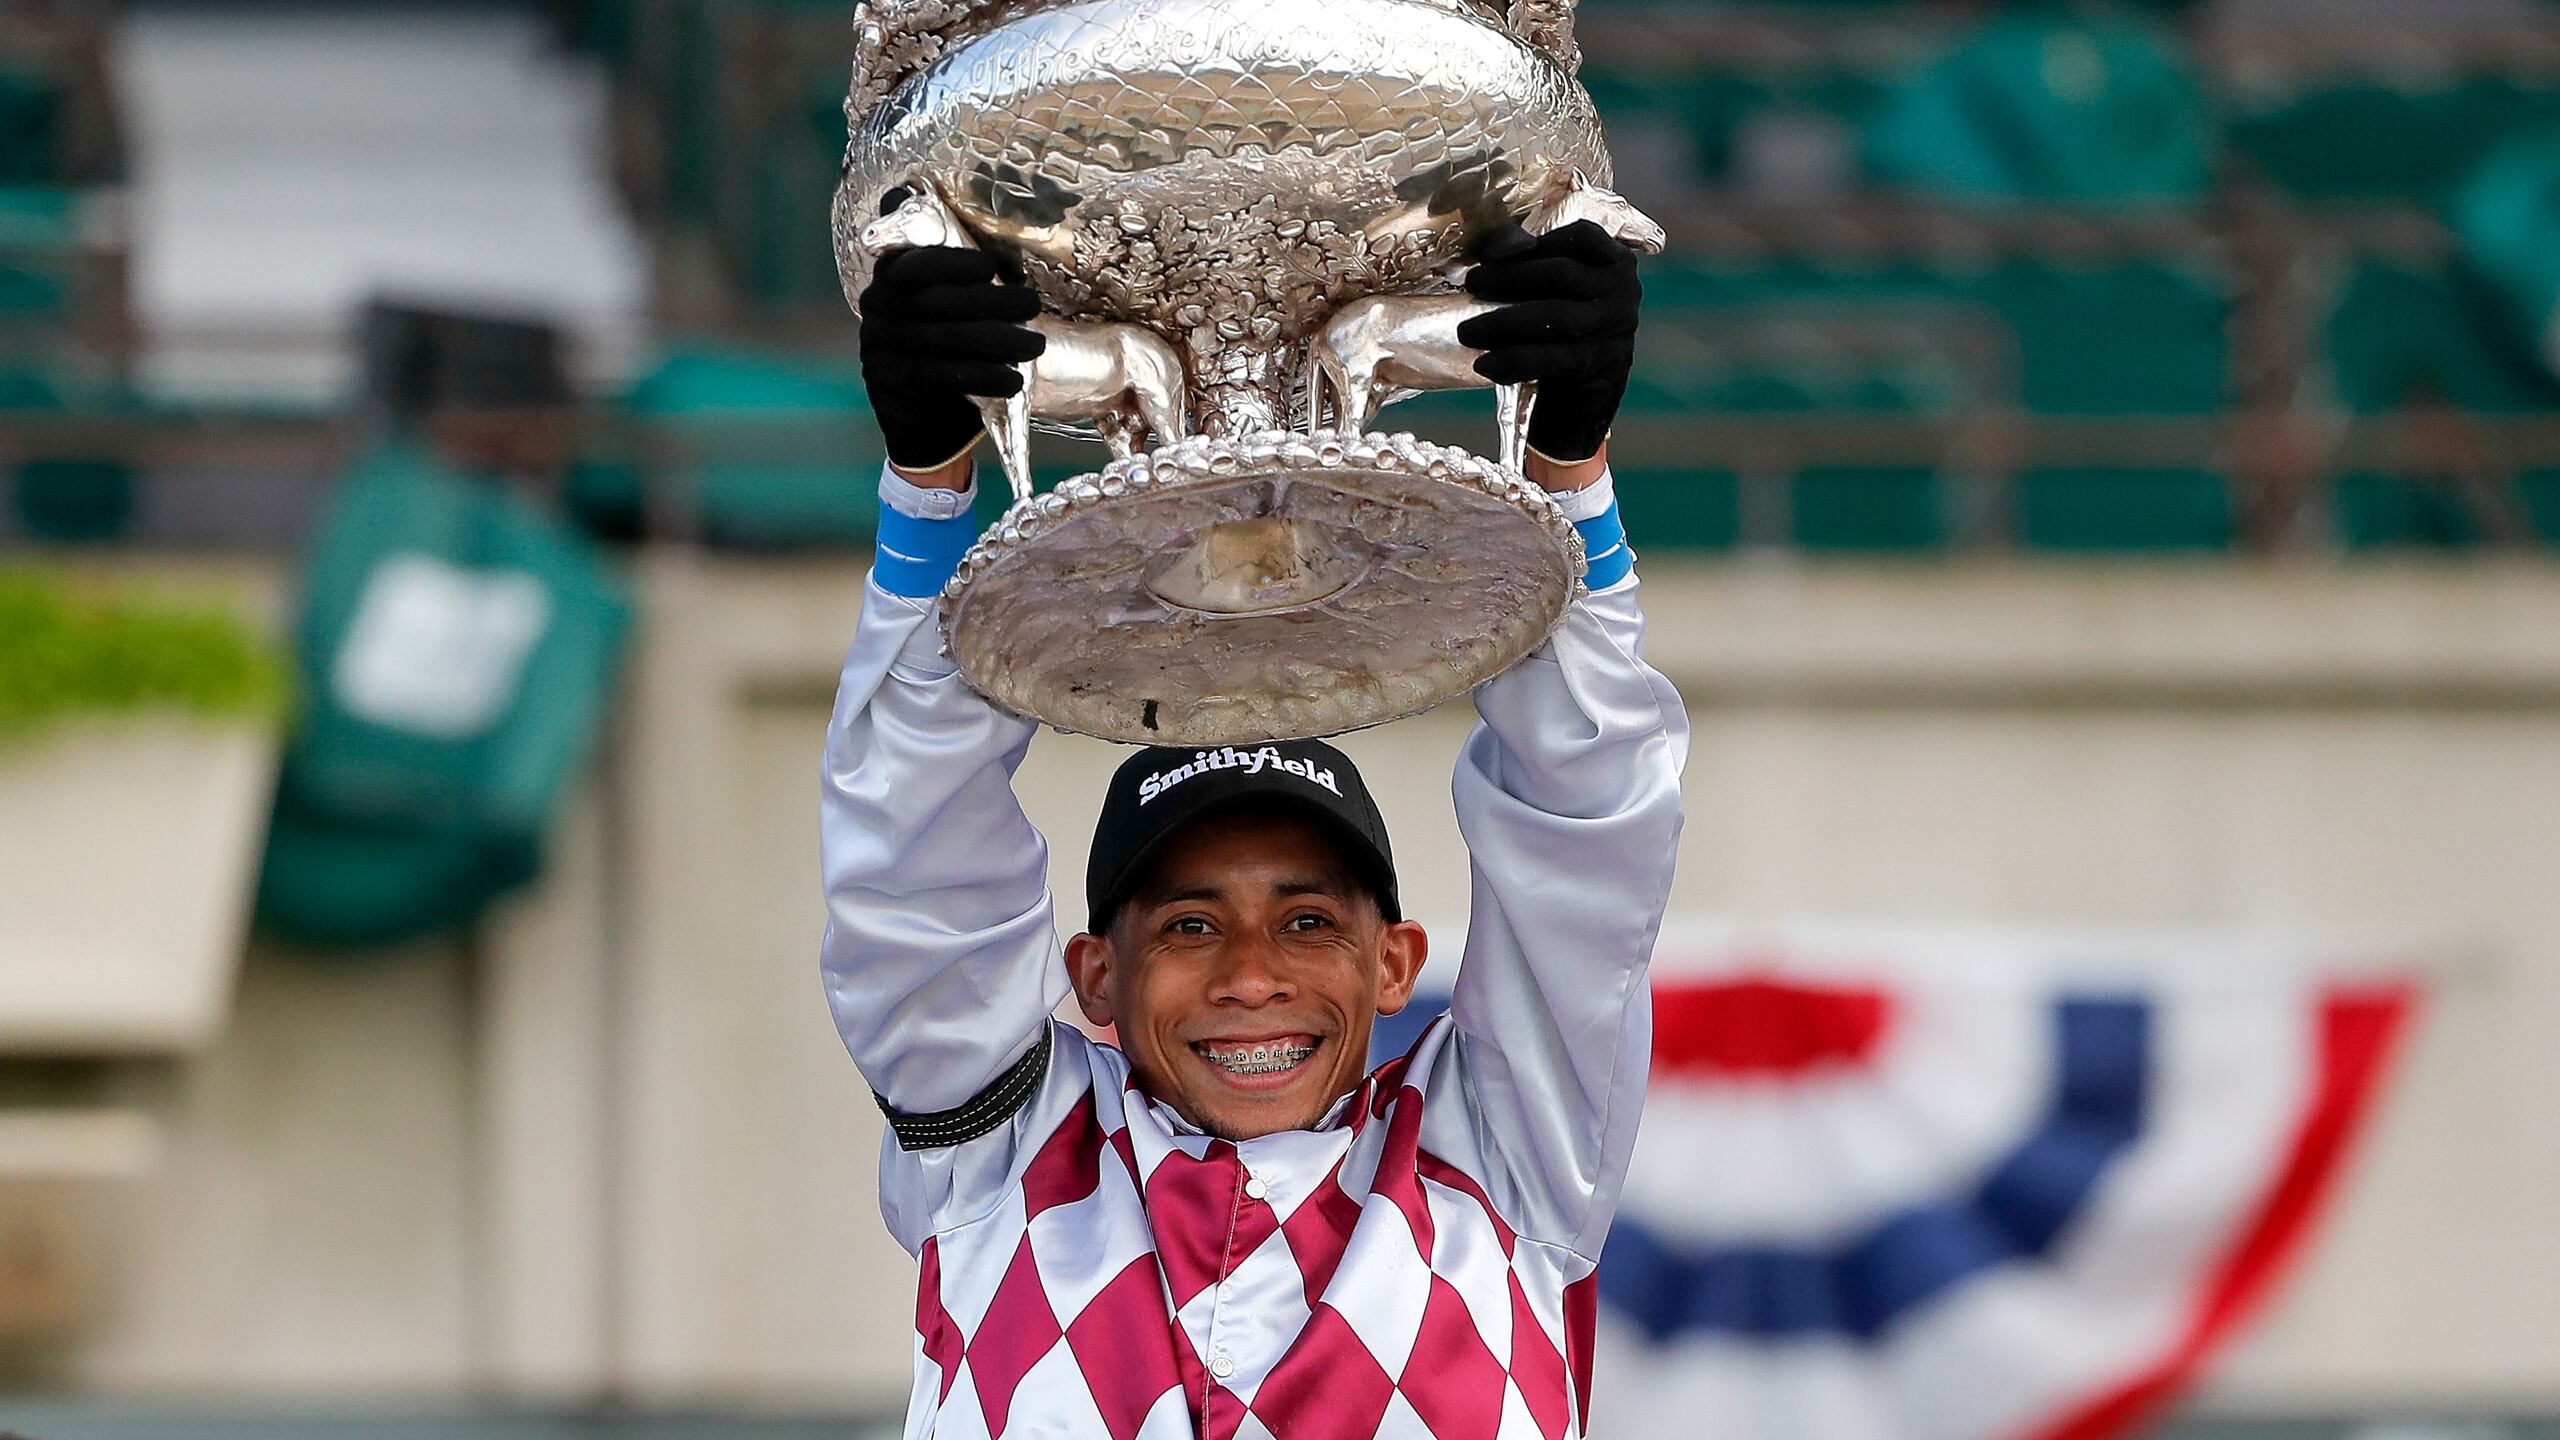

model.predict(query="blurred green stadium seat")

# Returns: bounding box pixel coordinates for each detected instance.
[2518,470,2560,545]
[2229,77,2560,208]
[0,359,131,542]
[1983,261,2227,415]
[2016,467,2233,552]
[0,25,128,541]
[595,0,858,310]
[1624,304,1967,549]
[1623,255,2232,550]
[1793,466,1945,551]
[1641,258,2226,415]
[0,59,64,186]
[2325,260,2558,415]
[0,182,74,245]
[1584,63,1886,189]
[1619,467,1743,551]
[2332,472,2488,550]
[2453,126,2560,387]
[0,186,80,318]
[2319,257,2559,550]
[726,60,851,308]
[573,0,644,72]
[571,341,883,547]
[1864,12,2212,210]
[653,0,726,224]
[11,459,128,543]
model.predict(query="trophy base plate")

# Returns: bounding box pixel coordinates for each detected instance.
[938,430,1585,745]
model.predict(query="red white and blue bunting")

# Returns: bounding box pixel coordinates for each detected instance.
[1375,919,2417,1440]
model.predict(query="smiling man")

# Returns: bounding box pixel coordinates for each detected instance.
[823,223,1688,1440]
[1072,758,1420,1129]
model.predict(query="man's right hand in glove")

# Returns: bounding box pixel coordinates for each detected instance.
[858,244,1046,487]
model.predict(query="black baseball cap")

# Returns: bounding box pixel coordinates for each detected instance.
[1085,740,1401,934]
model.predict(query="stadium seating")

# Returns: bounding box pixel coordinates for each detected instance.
[569,340,883,546]
[0,357,131,542]
[2230,77,2560,209]
[557,2,2560,555]
[1865,12,2213,211]
[0,6,132,545]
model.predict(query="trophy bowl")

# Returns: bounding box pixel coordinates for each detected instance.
[837,0,1654,743]
[939,431,1579,745]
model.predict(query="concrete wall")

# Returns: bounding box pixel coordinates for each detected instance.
[29,555,2560,1415]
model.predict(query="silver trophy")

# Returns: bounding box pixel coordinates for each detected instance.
[836,0,1664,745]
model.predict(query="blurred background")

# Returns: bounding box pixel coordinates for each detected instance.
[0,0,2557,1436]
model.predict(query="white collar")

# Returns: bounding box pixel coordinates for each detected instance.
[1148,1077,1368,1140]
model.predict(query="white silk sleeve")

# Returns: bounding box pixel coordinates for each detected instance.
[1428,482,1690,1259]
[819,478,1068,1119]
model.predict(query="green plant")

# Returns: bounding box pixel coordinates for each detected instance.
[0,569,290,744]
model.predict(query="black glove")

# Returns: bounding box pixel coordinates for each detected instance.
[1456,219,1642,465]
[857,245,1047,471]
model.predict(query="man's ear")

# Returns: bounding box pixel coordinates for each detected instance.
[1370,920,1430,1017]
[1064,931,1118,1029]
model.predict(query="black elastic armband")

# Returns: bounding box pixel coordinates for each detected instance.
[874,1026,1053,1151]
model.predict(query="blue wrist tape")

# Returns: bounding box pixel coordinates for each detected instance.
[872,505,978,598]
[1573,498,1634,590]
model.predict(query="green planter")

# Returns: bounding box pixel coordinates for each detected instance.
[0,572,288,1052]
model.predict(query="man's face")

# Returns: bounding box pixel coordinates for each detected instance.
[1065,808,1427,1141]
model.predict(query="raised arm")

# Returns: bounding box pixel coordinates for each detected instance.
[820,468,1067,1121]
[1433,222,1687,1258]
[1439,471,1688,1259]
[825,236,1060,1133]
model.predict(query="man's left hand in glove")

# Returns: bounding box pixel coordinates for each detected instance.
[1457,219,1643,477]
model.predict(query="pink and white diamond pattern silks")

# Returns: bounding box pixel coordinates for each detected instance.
[897,1018,1599,1440]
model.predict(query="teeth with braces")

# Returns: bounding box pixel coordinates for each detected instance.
[1202,1041,1315,1075]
